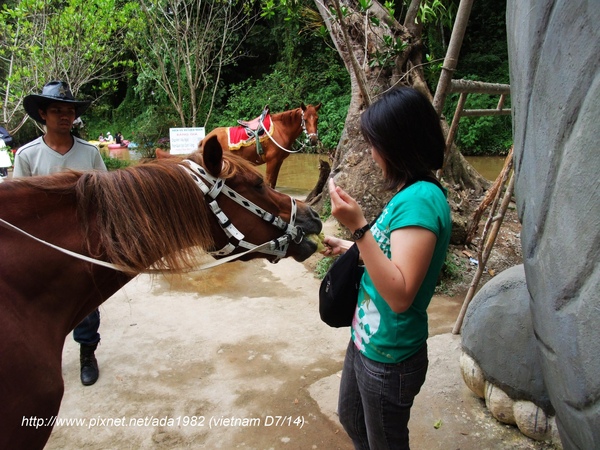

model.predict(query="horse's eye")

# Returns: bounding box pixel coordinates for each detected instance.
[254,180,265,190]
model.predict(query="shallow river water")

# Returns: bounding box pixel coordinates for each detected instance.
[258,153,507,196]
[114,148,506,197]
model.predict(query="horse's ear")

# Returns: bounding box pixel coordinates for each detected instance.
[315,102,322,111]
[202,135,223,177]
[301,102,306,111]
[155,148,175,159]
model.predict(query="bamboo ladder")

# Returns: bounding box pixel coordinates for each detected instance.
[438,79,516,335]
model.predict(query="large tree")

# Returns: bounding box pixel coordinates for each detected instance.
[312,0,487,232]
[0,0,133,134]
[131,0,260,127]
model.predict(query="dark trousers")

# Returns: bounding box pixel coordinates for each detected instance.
[73,309,100,346]
[338,340,428,450]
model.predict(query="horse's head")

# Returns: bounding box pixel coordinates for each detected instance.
[181,136,323,263]
[301,103,321,146]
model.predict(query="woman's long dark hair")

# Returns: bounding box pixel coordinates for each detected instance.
[360,87,445,190]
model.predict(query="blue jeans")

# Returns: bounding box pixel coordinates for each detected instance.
[338,340,428,450]
[73,309,100,346]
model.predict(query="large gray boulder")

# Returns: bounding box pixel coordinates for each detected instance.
[507,1,600,448]
[462,265,552,412]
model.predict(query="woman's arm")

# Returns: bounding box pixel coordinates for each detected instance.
[328,178,437,313]
[356,226,436,313]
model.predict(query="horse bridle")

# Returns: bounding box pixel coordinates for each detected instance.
[0,159,307,273]
[301,110,319,143]
[259,109,318,154]
[180,159,305,262]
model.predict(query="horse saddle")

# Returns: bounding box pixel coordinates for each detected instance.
[237,105,270,133]
[227,106,273,155]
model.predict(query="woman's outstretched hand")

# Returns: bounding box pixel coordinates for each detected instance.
[320,235,349,256]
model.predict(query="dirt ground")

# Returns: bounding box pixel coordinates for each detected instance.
[43,210,558,450]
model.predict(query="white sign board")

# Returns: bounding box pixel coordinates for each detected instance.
[169,127,205,155]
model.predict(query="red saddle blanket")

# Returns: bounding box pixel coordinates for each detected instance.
[227,114,273,150]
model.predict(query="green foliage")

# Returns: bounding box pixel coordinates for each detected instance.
[436,252,465,295]
[369,36,408,69]
[126,106,174,159]
[441,252,464,281]
[418,0,451,26]
[1,0,513,160]
[101,154,131,171]
[329,4,349,18]
[383,1,395,17]
[417,0,458,91]
[444,89,512,155]
[357,0,374,12]
[424,52,444,89]
[315,256,335,280]
[442,0,512,155]
[320,198,332,221]
[127,0,256,128]
[418,0,511,155]
[455,115,512,156]
[85,82,177,158]
[207,35,350,154]
[0,0,135,136]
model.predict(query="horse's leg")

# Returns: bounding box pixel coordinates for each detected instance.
[265,158,285,189]
[1,329,64,449]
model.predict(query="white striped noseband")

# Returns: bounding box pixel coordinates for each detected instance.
[180,159,305,262]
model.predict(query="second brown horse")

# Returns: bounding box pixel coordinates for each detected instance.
[200,103,321,188]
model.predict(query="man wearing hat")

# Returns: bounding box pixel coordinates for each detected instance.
[14,80,107,386]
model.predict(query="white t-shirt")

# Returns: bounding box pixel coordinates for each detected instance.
[13,136,106,177]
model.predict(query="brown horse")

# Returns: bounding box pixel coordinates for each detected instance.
[200,103,321,188]
[0,136,322,449]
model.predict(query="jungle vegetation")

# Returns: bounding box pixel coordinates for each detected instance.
[0,0,509,156]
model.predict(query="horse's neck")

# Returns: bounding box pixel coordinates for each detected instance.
[0,186,131,339]
[273,109,303,141]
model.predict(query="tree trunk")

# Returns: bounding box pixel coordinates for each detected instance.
[313,0,487,241]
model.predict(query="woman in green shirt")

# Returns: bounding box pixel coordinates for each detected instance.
[323,87,451,449]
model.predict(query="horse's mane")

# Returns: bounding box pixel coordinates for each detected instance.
[11,153,257,274]
[272,108,301,127]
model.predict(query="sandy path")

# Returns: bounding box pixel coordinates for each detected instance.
[44,256,552,449]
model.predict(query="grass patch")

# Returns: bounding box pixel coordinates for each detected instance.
[436,252,466,295]
[102,155,132,171]
[315,256,335,280]
[320,198,331,221]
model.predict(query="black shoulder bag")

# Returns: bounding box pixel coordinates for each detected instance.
[318,176,443,328]
[318,241,364,327]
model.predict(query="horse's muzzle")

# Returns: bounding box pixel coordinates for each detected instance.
[307,133,319,146]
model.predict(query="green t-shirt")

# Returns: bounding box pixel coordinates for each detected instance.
[351,180,452,363]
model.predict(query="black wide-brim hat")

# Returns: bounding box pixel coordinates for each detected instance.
[24,80,91,125]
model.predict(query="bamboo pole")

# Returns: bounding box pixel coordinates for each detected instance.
[465,148,514,244]
[432,0,475,116]
[448,79,510,95]
[460,109,511,117]
[440,92,467,176]
[452,168,515,335]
